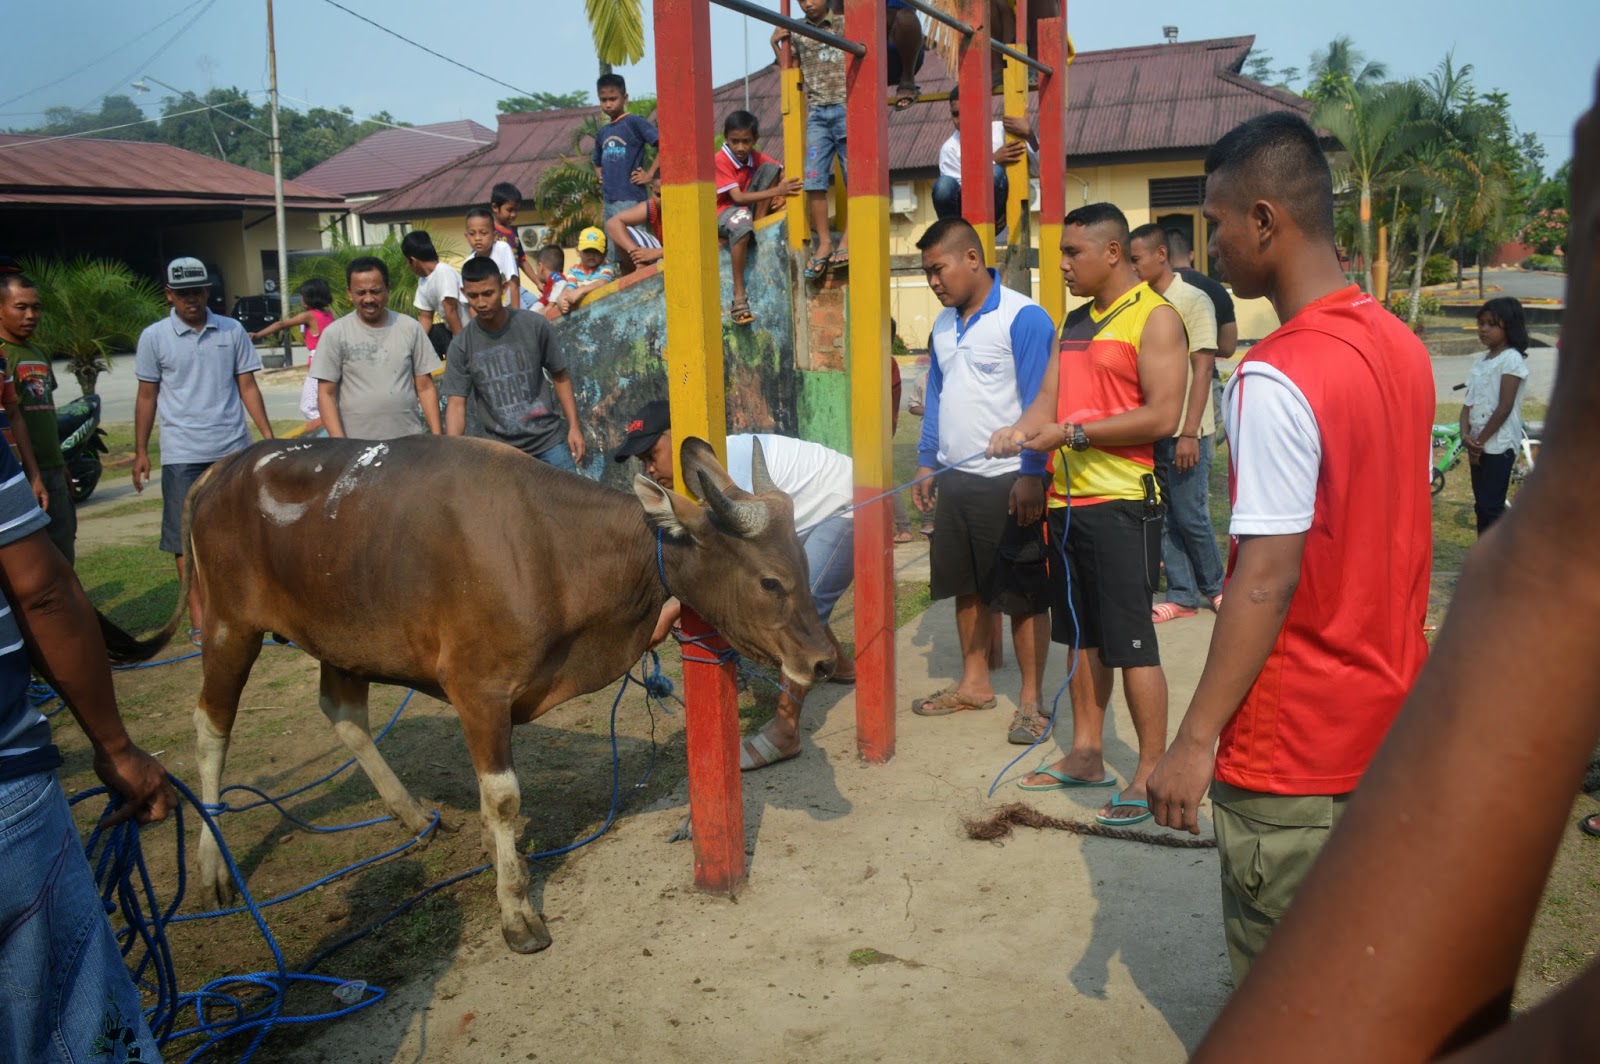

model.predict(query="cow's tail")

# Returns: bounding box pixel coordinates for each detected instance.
[98,462,214,665]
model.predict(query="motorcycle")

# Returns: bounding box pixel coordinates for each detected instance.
[56,393,107,503]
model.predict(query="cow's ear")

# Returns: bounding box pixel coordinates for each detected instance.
[633,475,702,540]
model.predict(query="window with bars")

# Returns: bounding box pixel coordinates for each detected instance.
[1149,176,1207,209]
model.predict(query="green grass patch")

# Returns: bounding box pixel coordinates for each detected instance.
[76,542,180,632]
[101,419,310,467]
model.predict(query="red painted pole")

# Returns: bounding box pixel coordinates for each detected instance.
[844,0,894,763]
[958,0,996,261]
[653,0,745,895]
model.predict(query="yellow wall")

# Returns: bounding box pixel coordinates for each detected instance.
[165,210,325,303]
[885,159,1279,348]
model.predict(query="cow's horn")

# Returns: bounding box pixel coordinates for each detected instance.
[749,437,777,495]
[698,470,769,537]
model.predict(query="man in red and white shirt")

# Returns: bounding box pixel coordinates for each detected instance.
[714,110,801,326]
[1146,112,1434,981]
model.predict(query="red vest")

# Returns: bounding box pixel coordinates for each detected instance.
[1215,286,1434,795]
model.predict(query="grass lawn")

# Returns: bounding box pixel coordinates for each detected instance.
[100,419,308,468]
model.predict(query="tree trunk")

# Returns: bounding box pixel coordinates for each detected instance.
[1477,251,1485,299]
[1407,207,1430,328]
[69,357,101,397]
[598,60,613,78]
[1359,183,1374,293]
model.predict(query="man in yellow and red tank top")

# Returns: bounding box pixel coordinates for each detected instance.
[1145,113,1434,982]
[988,202,1189,827]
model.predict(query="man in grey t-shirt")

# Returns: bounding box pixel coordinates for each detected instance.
[442,257,585,472]
[312,256,442,440]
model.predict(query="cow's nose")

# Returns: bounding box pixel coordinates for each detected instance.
[811,656,835,685]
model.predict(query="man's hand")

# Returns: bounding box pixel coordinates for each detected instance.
[911,465,937,513]
[988,425,1025,459]
[650,598,683,648]
[1000,115,1033,140]
[567,423,587,466]
[993,140,1026,167]
[131,453,150,492]
[96,743,177,826]
[1010,475,1044,526]
[631,246,664,267]
[1175,435,1200,472]
[776,177,805,199]
[1147,733,1215,836]
[630,167,650,186]
[29,475,47,511]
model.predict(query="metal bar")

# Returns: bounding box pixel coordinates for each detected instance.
[992,39,1052,76]
[844,0,896,765]
[895,0,974,36]
[709,0,866,57]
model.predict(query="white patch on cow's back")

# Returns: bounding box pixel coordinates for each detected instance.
[324,443,390,518]
[254,451,285,472]
[314,465,323,473]
[258,481,311,526]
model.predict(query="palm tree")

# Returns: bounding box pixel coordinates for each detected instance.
[286,232,419,319]
[18,256,165,396]
[1306,36,1388,101]
[585,0,645,77]
[1313,80,1428,294]
[533,98,658,247]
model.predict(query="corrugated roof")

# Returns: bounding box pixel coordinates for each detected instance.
[363,34,1309,218]
[0,133,345,209]
[295,119,495,198]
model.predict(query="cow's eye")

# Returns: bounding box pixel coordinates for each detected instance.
[760,577,783,594]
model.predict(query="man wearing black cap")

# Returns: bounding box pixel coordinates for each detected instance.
[133,257,275,640]
[614,401,854,771]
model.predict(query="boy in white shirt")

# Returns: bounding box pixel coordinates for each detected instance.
[402,230,463,355]
[465,208,519,311]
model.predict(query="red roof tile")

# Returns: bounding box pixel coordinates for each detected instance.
[0,133,345,209]
[295,119,495,198]
[363,34,1309,218]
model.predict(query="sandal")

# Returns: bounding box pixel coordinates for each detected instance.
[803,254,831,280]
[828,248,850,268]
[911,687,997,716]
[188,627,204,647]
[1096,794,1153,828]
[1007,705,1050,745]
[1580,813,1600,838]
[1210,593,1224,611]
[893,83,920,110]
[893,528,915,544]
[729,298,755,326]
[1151,602,1198,623]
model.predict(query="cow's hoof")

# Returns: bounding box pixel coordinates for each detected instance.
[502,912,552,954]
[200,871,236,912]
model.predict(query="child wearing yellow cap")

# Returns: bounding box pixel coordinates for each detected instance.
[556,228,619,315]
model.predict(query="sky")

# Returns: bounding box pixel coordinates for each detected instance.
[2,0,1594,170]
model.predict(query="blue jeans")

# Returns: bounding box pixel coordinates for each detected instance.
[1154,435,1225,607]
[0,771,159,1064]
[931,167,1010,232]
[803,103,847,191]
[533,438,578,473]
[802,515,855,623]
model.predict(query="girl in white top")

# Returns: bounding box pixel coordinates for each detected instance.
[1461,296,1531,534]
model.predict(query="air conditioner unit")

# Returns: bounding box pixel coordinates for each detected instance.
[520,225,549,248]
[890,182,918,216]
[1030,178,1041,212]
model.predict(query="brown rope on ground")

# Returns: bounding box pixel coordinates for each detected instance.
[963,802,1218,849]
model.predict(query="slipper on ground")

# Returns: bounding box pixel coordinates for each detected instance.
[1095,794,1153,827]
[739,732,798,772]
[1017,767,1119,791]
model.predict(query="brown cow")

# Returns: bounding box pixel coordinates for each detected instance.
[104,434,834,953]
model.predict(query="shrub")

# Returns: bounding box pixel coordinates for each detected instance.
[1519,208,1569,255]
[1422,253,1456,286]
[1521,254,1564,272]
[18,256,166,396]
[1388,291,1441,321]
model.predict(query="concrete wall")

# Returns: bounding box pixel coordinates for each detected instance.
[554,215,811,487]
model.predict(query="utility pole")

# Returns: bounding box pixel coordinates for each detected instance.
[267,0,292,368]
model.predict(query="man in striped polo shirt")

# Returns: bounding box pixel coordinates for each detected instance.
[1145,113,1433,980]
[0,441,175,1060]
[989,202,1188,826]
[910,218,1056,745]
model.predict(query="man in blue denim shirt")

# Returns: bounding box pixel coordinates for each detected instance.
[0,442,175,1063]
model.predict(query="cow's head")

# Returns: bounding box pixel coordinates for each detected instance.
[633,437,836,688]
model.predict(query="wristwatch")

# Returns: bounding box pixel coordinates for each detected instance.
[1061,422,1091,451]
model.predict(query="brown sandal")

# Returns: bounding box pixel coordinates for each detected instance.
[912,687,997,716]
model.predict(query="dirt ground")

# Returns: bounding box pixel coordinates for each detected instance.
[65,460,1597,1064]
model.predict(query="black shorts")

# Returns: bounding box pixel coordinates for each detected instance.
[159,461,215,555]
[1047,499,1162,668]
[930,470,1050,616]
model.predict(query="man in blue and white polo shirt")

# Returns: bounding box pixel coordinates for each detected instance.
[0,442,175,1061]
[910,218,1056,745]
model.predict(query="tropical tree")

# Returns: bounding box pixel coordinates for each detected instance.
[585,0,646,77]
[1313,79,1429,293]
[498,91,590,114]
[533,97,658,247]
[18,257,165,396]
[1306,36,1388,102]
[285,232,420,319]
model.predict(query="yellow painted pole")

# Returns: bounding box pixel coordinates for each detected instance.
[1002,2,1029,245]
[779,5,809,254]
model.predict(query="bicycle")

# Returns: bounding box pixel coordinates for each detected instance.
[1431,421,1465,496]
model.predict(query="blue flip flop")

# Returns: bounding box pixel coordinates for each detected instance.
[1017,767,1119,792]
[1095,793,1153,827]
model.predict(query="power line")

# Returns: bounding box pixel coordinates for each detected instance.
[0,98,262,152]
[319,0,533,98]
[277,94,494,145]
[0,0,210,113]
[85,0,221,113]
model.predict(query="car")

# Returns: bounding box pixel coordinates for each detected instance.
[232,294,281,336]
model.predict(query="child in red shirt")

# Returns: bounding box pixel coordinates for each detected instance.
[714,110,801,325]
